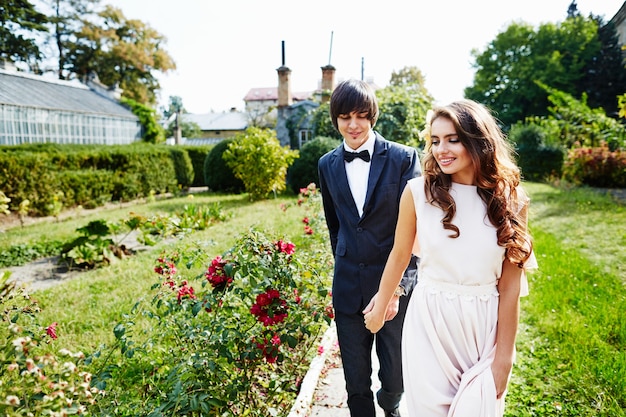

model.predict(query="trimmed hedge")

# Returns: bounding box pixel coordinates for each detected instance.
[0,144,185,216]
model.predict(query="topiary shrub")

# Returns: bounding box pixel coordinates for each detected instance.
[204,138,244,193]
[183,145,214,187]
[287,136,341,194]
[167,147,194,190]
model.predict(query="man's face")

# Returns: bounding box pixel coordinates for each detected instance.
[337,111,372,150]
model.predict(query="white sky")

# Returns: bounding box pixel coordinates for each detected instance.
[105,0,624,114]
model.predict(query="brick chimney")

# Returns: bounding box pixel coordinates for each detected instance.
[320,64,336,104]
[276,40,291,147]
[277,41,292,107]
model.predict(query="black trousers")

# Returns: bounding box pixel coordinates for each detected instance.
[334,293,411,417]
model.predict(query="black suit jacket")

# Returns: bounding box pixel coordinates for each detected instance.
[318,133,421,315]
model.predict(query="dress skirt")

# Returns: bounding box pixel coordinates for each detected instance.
[401,277,506,417]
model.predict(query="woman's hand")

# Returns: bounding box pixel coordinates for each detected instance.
[491,357,513,399]
[362,293,398,333]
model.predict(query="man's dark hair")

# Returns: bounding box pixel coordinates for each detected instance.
[329,79,379,131]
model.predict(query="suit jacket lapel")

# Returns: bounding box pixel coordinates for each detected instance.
[329,146,360,218]
[362,134,387,218]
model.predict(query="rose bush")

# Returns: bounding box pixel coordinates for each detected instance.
[90,184,334,416]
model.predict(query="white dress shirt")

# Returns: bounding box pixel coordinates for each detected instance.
[344,132,375,217]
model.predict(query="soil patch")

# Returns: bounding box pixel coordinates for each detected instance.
[5,230,154,292]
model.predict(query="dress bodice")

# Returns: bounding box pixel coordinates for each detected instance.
[409,177,505,287]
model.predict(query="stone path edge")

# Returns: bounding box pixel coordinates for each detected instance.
[287,321,338,417]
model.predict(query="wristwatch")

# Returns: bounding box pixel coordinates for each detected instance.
[393,285,405,297]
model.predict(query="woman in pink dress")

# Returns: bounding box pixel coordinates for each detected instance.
[364,99,536,416]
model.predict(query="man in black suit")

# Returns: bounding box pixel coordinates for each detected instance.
[318,79,420,417]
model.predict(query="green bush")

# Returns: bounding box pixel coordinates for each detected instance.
[562,144,626,187]
[223,127,298,201]
[0,145,180,216]
[183,145,214,187]
[204,138,244,193]
[167,147,194,189]
[0,152,59,215]
[57,170,114,209]
[93,226,333,416]
[287,136,341,193]
[510,124,565,182]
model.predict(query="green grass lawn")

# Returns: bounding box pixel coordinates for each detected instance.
[508,183,625,416]
[1,183,624,416]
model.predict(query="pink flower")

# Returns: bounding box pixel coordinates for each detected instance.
[317,345,325,355]
[302,217,310,224]
[46,322,58,340]
[304,225,314,235]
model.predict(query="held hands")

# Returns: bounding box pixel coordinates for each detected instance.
[362,293,400,333]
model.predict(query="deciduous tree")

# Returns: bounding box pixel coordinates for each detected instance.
[0,0,48,68]
[66,5,175,105]
[465,13,616,127]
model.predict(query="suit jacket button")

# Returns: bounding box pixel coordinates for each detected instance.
[359,263,365,269]
[357,227,363,232]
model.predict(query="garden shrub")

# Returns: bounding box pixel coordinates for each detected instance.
[167,146,194,189]
[183,145,214,187]
[204,138,244,193]
[0,272,103,415]
[562,144,626,187]
[510,123,565,182]
[0,151,60,216]
[223,127,298,200]
[57,169,114,209]
[0,145,180,215]
[287,136,341,194]
[90,188,334,416]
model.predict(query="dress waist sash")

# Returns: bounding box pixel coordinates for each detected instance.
[417,276,498,297]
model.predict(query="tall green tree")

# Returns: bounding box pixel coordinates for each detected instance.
[66,5,176,105]
[579,17,626,117]
[40,0,100,80]
[0,0,48,68]
[376,66,434,147]
[465,15,603,127]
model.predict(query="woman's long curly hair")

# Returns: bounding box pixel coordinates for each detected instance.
[421,99,532,268]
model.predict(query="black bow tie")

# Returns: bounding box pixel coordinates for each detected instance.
[344,149,371,163]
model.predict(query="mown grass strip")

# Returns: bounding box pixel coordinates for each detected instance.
[507,183,626,417]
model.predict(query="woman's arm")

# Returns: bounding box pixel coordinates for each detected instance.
[492,202,529,398]
[492,259,522,398]
[364,185,417,333]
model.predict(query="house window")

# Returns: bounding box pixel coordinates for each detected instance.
[298,129,312,148]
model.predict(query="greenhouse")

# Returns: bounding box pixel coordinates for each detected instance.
[0,68,141,146]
